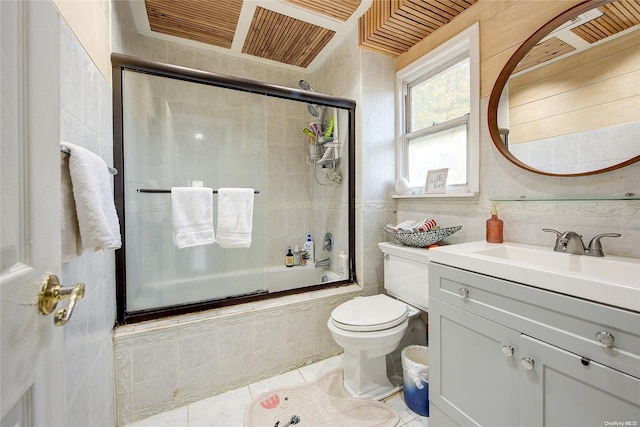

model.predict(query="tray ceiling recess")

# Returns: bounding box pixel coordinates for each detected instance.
[132,0,370,69]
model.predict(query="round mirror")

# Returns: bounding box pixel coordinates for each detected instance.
[488,0,640,176]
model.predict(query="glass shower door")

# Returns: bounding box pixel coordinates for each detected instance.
[121,70,267,311]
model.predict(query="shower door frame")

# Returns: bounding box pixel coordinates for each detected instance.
[112,53,356,325]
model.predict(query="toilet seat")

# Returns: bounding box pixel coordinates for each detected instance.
[330,294,408,332]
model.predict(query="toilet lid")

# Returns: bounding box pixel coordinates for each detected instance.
[330,294,408,332]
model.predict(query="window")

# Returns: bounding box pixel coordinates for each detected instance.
[396,23,479,195]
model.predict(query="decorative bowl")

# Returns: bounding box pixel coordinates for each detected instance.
[383,225,463,247]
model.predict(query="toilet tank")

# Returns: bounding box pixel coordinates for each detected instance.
[378,242,429,311]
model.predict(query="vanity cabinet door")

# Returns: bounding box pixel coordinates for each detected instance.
[429,299,520,427]
[520,335,640,427]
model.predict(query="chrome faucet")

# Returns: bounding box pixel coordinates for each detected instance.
[315,257,331,268]
[543,229,621,257]
[559,231,586,255]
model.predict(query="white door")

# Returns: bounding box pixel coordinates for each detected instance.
[1,1,66,426]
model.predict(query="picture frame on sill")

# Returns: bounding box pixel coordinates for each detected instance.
[425,168,448,194]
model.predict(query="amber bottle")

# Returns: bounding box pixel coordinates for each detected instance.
[486,203,504,243]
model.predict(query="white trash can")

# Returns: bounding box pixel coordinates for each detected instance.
[401,345,429,416]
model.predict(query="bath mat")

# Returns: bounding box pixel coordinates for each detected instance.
[244,369,399,427]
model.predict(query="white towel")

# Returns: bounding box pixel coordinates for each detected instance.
[60,154,82,262]
[61,142,121,252]
[216,188,254,248]
[171,187,215,249]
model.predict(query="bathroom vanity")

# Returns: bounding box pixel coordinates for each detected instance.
[427,241,640,427]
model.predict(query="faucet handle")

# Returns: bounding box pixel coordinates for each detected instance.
[543,228,564,251]
[542,228,561,237]
[586,233,621,257]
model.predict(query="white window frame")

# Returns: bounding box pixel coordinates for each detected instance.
[395,23,480,197]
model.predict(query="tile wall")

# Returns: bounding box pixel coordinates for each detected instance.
[510,122,640,175]
[312,29,398,296]
[59,18,117,427]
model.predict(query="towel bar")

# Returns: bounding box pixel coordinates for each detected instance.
[60,145,118,175]
[137,188,260,194]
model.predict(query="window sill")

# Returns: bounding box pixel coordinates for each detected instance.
[393,192,478,199]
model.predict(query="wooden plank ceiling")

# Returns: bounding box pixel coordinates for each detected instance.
[144,0,359,67]
[145,0,243,49]
[144,0,478,65]
[514,0,639,73]
[136,0,640,69]
[284,0,362,22]
[242,7,336,68]
[358,0,478,56]
[513,37,576,74]
[571,0,640,43]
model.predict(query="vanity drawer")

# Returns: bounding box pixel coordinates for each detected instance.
[429,263,640,378]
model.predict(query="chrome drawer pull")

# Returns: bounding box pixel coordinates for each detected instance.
[458,288,469,298]
[595,331,615,348]
[502,345,514,357]
[521,357,535,370]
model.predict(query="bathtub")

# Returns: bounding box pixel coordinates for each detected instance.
[115,277,360,426]
[266,265,341,292]
[129,265,342,311]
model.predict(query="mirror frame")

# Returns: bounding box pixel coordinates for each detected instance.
[488,0,640,177]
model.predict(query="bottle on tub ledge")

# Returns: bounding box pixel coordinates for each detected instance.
[303,234,314,264]
[486,202,504,243]
[285,246,294,267]
[293,245,301,266]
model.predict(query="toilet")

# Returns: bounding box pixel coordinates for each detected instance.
[327,241,429,400]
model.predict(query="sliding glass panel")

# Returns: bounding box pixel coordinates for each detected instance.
[120,68,352,316]
[122,70,266,311]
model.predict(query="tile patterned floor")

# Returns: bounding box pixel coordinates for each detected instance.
[125,355,429,427]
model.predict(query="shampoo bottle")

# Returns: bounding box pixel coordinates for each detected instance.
[293,245,301,266]
[303,235,314,264]
[338,250,348,279]
[285,246,294,267]
[486,202,504,243]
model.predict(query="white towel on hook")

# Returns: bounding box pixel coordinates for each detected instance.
[216,188,254,248]
[171,187,215,249]
[61,142,122,252]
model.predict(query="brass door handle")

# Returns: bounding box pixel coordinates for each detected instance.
[38,274,85,326]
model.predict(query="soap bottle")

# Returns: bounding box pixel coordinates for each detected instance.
[486,202,504,243]
[303,235,314,264]
[338,250,348,279]
[285,246,294,267]
[293,245,301,266]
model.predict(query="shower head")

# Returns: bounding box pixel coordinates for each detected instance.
[299,80,324,119]
[298,80,314,91]
[308,104,320,117]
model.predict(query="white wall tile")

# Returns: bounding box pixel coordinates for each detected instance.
[60,16,117,427]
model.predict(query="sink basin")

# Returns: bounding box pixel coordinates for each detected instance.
[429,241,640,312]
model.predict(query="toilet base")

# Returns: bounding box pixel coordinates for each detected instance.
[342,349,401,400]
[343,378,400,401]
